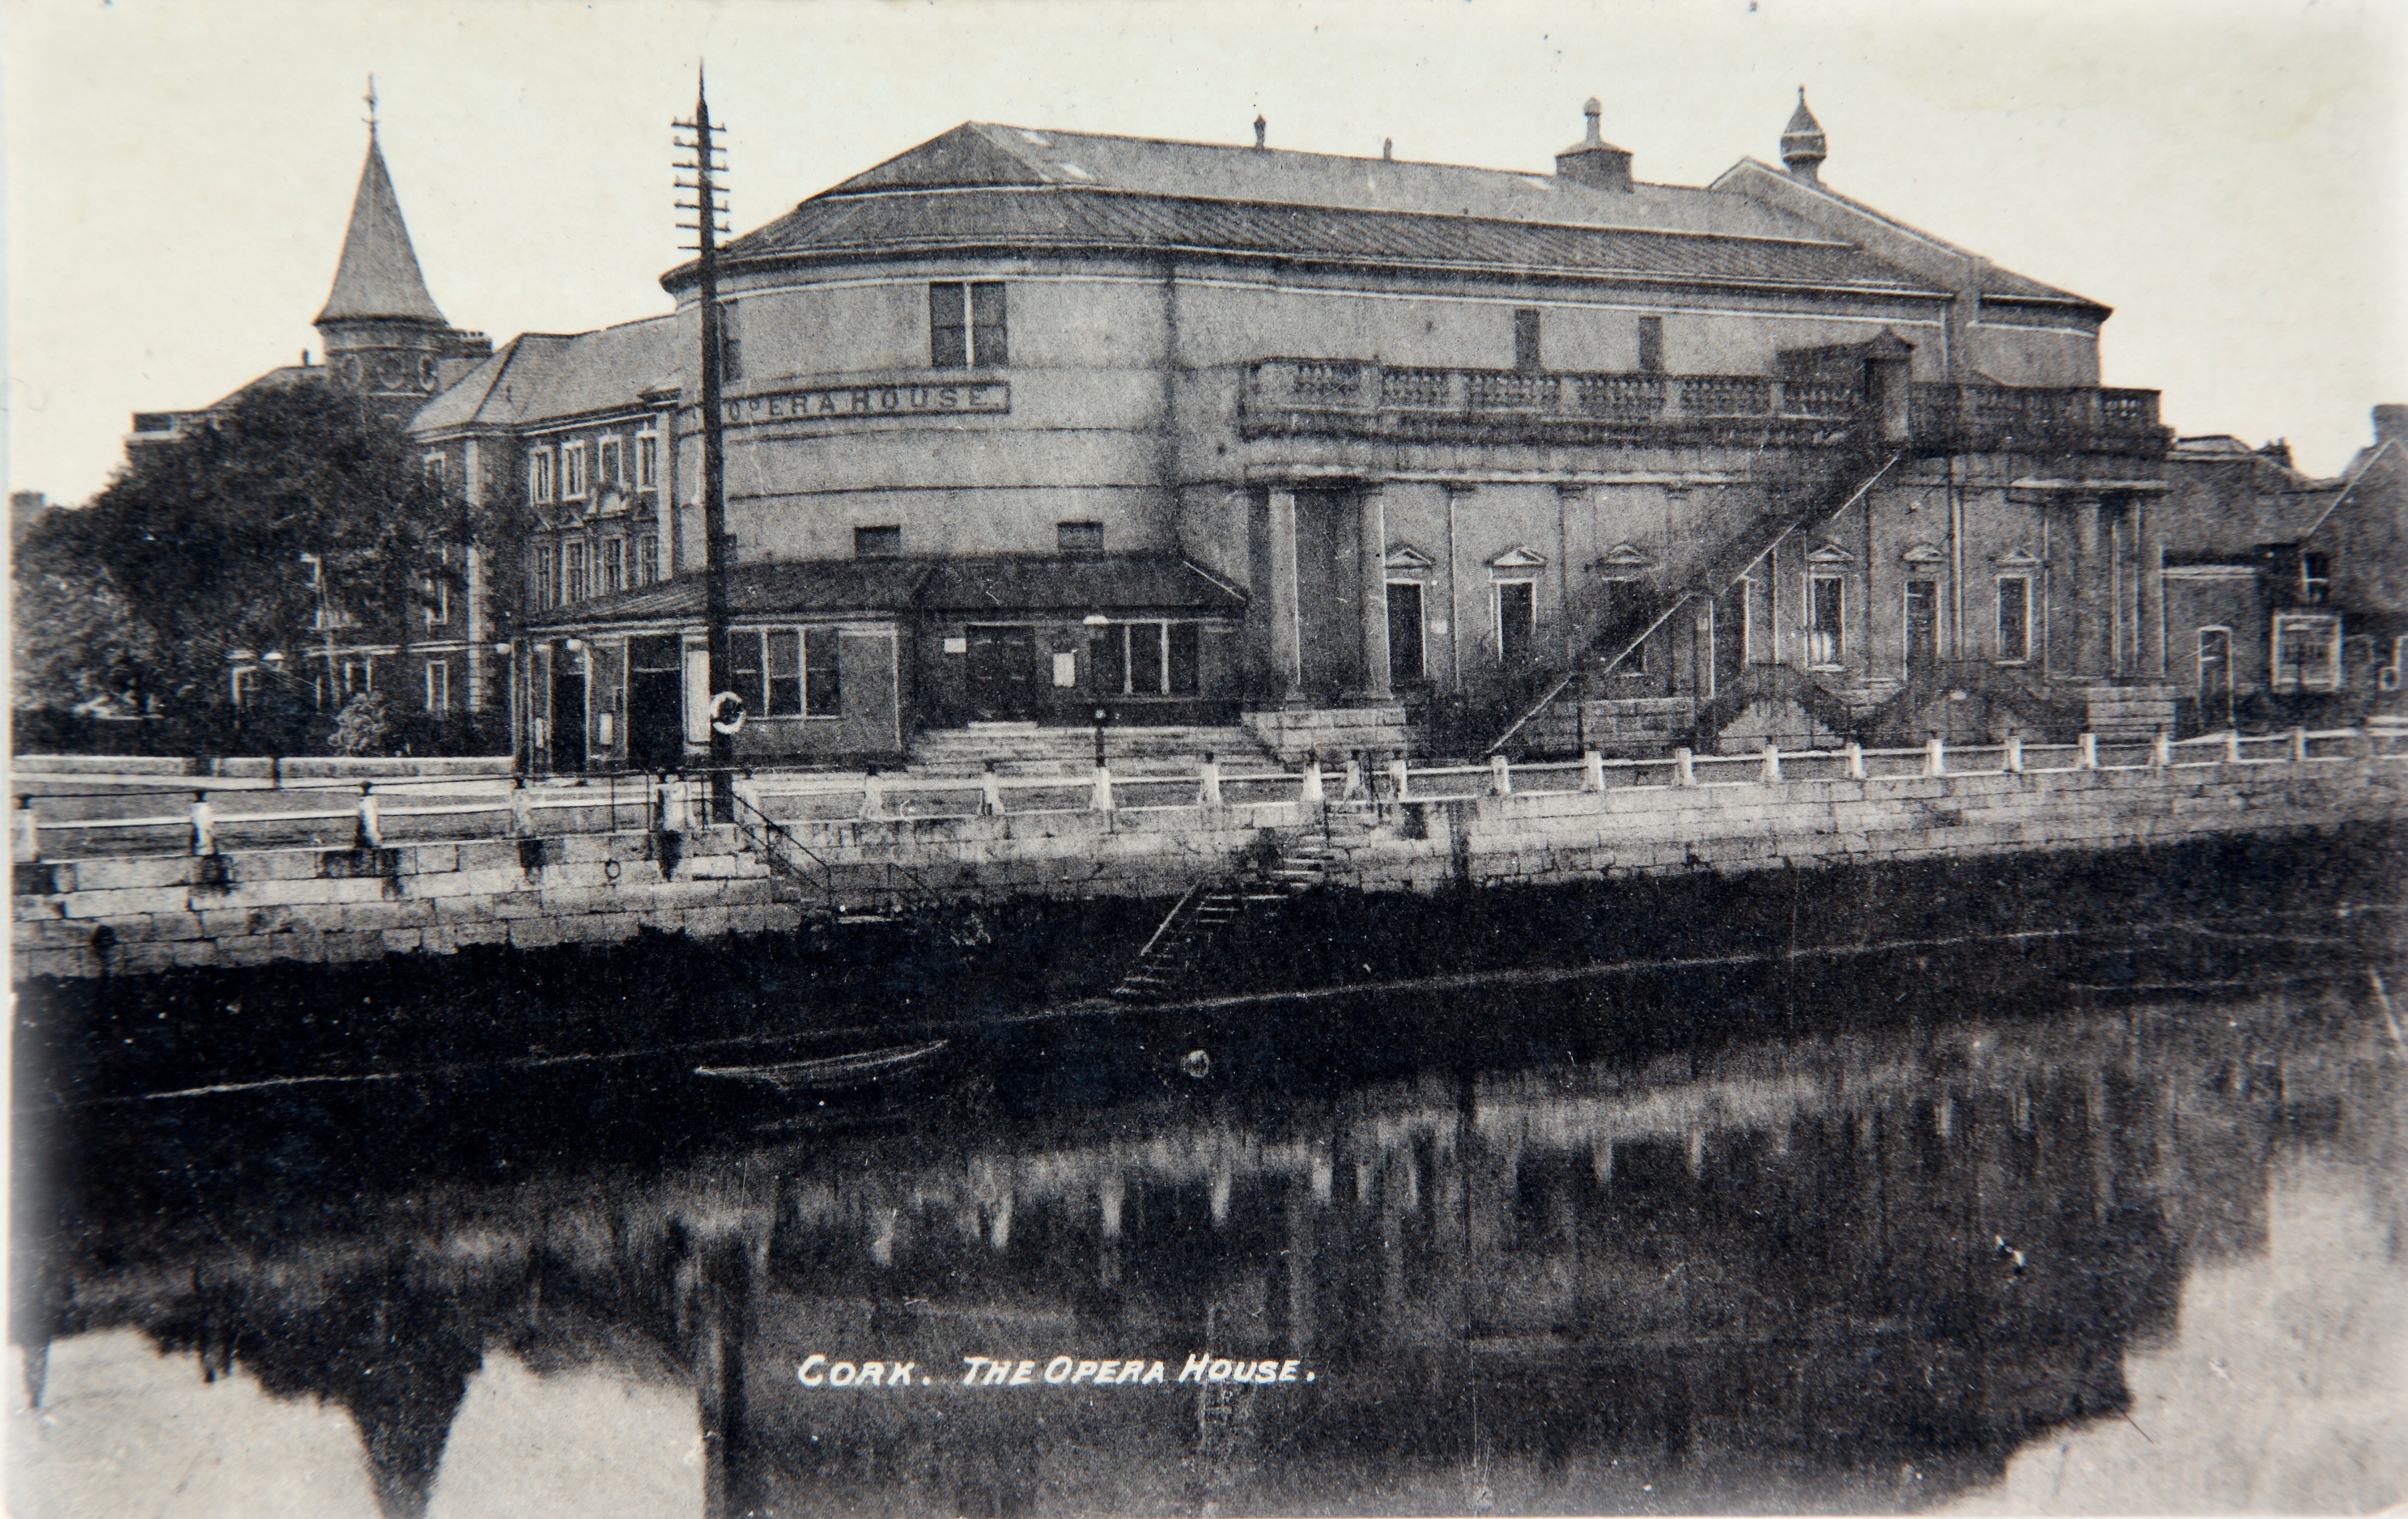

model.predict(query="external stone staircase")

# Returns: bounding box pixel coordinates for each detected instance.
[907,722,1280,778]
[1107,807,1378,1004]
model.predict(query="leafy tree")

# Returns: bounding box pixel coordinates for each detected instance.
[11,380,461,738]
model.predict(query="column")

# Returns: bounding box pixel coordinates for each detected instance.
[2136,494,2166,678]
[2070,499,2104,677]
[1353,486,1391,702]
[1251,487,1304,706]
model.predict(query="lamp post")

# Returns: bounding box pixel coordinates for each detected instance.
[1082,613,1111,768]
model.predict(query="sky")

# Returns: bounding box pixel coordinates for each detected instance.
[5,0,2405,507]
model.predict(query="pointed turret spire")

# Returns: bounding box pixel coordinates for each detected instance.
[315,118,447,326]
[1781,87,1828,184]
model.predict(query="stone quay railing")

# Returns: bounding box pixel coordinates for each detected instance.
[14,727,2396,868]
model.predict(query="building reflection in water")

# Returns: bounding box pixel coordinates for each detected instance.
[12,984,2403,1517]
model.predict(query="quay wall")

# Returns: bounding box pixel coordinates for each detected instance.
[11,757,2402,980]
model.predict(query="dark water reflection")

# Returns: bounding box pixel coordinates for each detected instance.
[11,966,2406,1517]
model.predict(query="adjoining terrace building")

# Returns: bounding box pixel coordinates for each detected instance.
[527,93,2179,768]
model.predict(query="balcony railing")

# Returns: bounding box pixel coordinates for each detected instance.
[1240,359,2165,455]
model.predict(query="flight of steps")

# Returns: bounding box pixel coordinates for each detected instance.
[907,723,1280,777]
[1108,807,1380,1004]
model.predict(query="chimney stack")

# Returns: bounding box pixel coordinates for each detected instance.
[1554,96,1633,193]
[1781,87,1828,184]
[1253,114,1267,150]
[2375,404,2407,447]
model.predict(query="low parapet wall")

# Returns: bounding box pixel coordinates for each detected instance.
[11,756,2401,980]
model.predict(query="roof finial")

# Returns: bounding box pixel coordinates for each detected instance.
[1253,113,1267,150]
[363,74,378,134]
[1781,86,1827,184]
[1582,95,1603,146]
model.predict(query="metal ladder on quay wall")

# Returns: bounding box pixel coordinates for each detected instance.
[1106,809,1370,1004]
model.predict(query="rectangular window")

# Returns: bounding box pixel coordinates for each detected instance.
[765,629,803,716]
[423,547,451,627]
[730,628,765,716]
[598,437,624,488]
[533,545,555,609]
[637,535,659,587]
[1495,580,1537,667]
[2272,613,2342,691]
[423,452,447,486]
[1996,575,2031,662]
[931,282,1009,368]
[1058,520,1104,554]
[1387,582,1426,684]
[564,540,588,601]
[1597,579,1647,674]
[1637,316,1664,374]
[731,628,845,717]
[1091,621,1128,695]
[2198,627,2232,704]
[805,627,842,716]
[1168,623,1201,696]
[529,449,555,503]
[425,660,451,714]
[562,442,589,500]
[1808,575,1845,667]
[1088,622,1196,696]
[2302,552,2331,604]
[855,525,902,558]
[604,537,626,594]
[1513,308,1542,371]
[636,433,659,489]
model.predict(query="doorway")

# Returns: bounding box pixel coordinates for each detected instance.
[965,626,1042,720]
[626,635,684,770]
[550,653,588,773]
[1905,580,1939,679]
[1387,582,1426,685]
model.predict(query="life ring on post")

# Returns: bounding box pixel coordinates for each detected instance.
[708,690,748,735]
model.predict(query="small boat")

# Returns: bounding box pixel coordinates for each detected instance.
[694,1038,953,1095]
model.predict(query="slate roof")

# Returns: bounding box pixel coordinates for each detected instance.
[532,554,1244,630]
[316,134,448,326]
[413,315,680,434]
[703,185,1943,298]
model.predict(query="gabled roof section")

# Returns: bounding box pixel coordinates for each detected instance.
[823,121,1831,240]
[1709,156,2103,312]
[316,133,448,326]
[411,316,681,435]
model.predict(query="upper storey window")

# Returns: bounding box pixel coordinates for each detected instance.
[1512,309,1542,372]
[931,282,1008,369]
[529,448,555,504]
[561,441,589,501]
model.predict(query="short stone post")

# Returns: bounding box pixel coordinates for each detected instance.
[733,775,762,821]
[1760,744,1782,784]
[2224,728,2244,765]
[189,800,215,856]
[1674,747,1696,787]
[511,780,535,837]
[981,762,1006,817]
[1489,753,1513,796]
[2289,726,2309,764]
[1091,765,1115,813]
[1341,754,1364,800]
[2004,735,2025,774]
[1199,753,1223,808]
[1298,757,1324,806]
[14,798,40,863]
[1925,737,1946,777]
[1582,749,1607,793]
[1387,756,1411,801]
[1843,742,1866,781]
[861,766,888,820]
[2078,732,2099,770]
[2151,731,2173,767]
[355,792,382,849]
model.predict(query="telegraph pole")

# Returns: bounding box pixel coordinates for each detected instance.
[675,67,733,819]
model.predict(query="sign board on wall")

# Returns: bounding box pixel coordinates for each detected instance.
[1052,653,1079,687]
[943,637,969,654]
[720,383,1009,427]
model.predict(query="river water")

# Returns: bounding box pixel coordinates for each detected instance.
[10,933,2406,1517]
